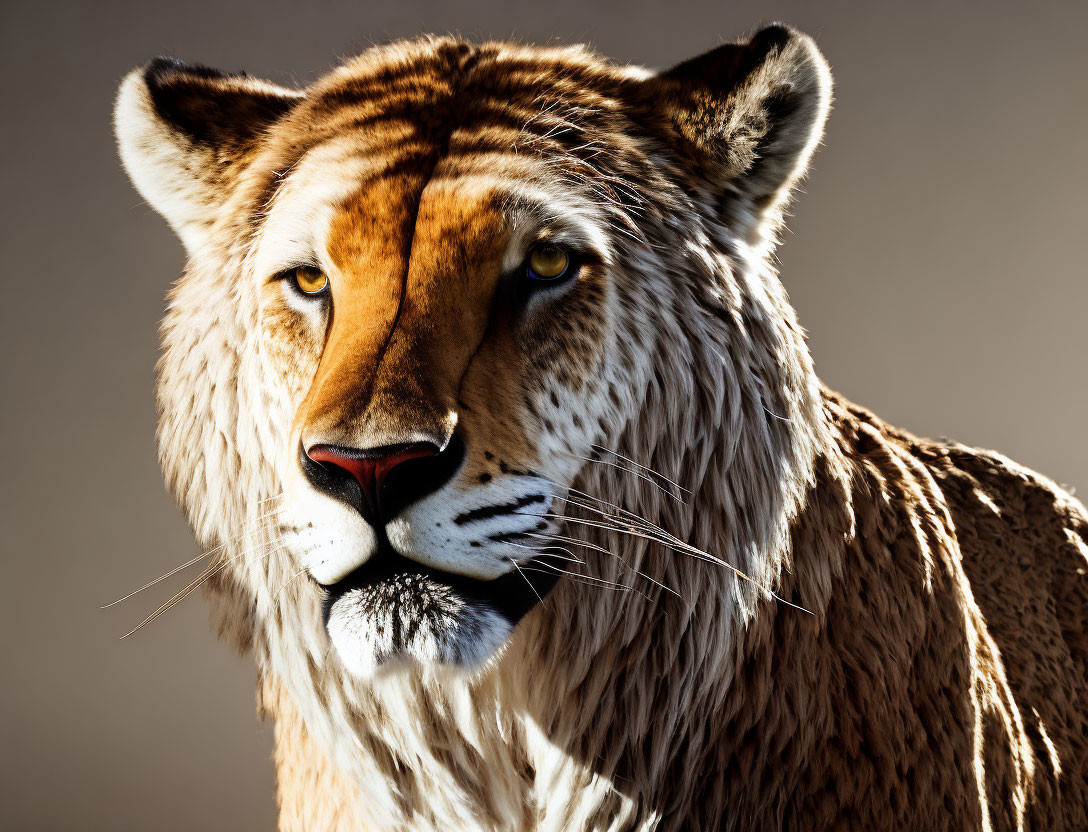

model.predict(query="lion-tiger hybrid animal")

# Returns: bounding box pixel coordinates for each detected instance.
[113,24,1088,831]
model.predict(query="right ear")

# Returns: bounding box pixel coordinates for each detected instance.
[644,25,831,245]
[114,58,302,254]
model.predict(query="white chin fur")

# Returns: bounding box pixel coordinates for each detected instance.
[326,585,512,679]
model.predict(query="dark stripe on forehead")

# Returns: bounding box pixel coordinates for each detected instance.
[310,48,628,114]
[300,91,619,158]
[249,40,660,233]
[307,40,481,112]
[291,46,634,159]
[251,44,482,227]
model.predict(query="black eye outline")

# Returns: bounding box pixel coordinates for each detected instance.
[524,243,578,284]
[279,265,329,298]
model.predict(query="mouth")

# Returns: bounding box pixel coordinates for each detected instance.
[321,539,558,677]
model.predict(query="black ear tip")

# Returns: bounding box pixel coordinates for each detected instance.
[748,23,799,54]
[143,56,227,89]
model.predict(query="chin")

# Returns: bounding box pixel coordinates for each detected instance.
[322,546,557,679]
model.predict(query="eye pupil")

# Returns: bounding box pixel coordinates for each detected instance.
[527,244,571,281]
[293,267,328,295]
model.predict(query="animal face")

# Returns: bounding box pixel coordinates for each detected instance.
[115,30,830,678]
[261,115,622,675]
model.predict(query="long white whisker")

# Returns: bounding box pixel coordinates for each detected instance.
[526,512,812,615]
[590,443,690,494]
[102,548,219,609]
[561,492,674,539]
[567,453,685,503]
[508,558,546,608]
[502,540,584,564]
[563,485,649,520]
[102,508,291,608]
[525,531,683,600]
[120,543,291,639]
[557,493,697,561]
[503,540,648,595]
[518,562,646,597]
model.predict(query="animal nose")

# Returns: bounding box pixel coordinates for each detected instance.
[301,436,465,525]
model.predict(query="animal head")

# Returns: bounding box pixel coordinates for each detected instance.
[115,27,831,681]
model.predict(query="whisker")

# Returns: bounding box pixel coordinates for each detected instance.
[120,543,290,639]
[507,558,546,608]
[102,548,220,609]
[517,562,647,598]
[562,491,716,559]
[503,539,649,596]
[273,566,311,601]
[561,492,671,536]
[589,443,691,494]
[102,507,292,608]
[502,540,584,564]
[567,453,685,503]
[559,493,691,552]
[251,506,292,525]
[527,512,812,615]
[563,485,647,520]
[560,487,702,553]
[525,531,683,600]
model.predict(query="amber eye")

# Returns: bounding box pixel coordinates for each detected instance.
[291,266,328,296]
[526,243,572,282]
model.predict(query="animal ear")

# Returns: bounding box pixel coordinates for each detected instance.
[649,25,832,241]
[114,58,302,254]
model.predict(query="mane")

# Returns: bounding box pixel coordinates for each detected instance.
[122,30,1088,831]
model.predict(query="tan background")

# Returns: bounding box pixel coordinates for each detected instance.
[2,0,1086,829]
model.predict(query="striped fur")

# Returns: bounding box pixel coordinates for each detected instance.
[115,27,1088,831]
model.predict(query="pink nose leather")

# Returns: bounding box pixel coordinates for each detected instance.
[307,444,437,518]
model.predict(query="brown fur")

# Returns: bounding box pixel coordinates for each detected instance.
[113,27,1088,831]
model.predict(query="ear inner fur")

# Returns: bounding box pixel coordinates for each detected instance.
[647,24,832,238]
[113,57,302,252]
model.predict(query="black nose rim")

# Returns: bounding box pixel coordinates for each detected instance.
[299,434,466,525]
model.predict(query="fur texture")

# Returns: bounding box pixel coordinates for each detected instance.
[114,26,1088,831]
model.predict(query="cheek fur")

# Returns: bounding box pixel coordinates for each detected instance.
[519,267,609,391]
[261,286,326,400]
[512,271,615,477]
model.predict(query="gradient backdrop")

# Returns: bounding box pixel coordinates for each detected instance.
[3,1,1086,829]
